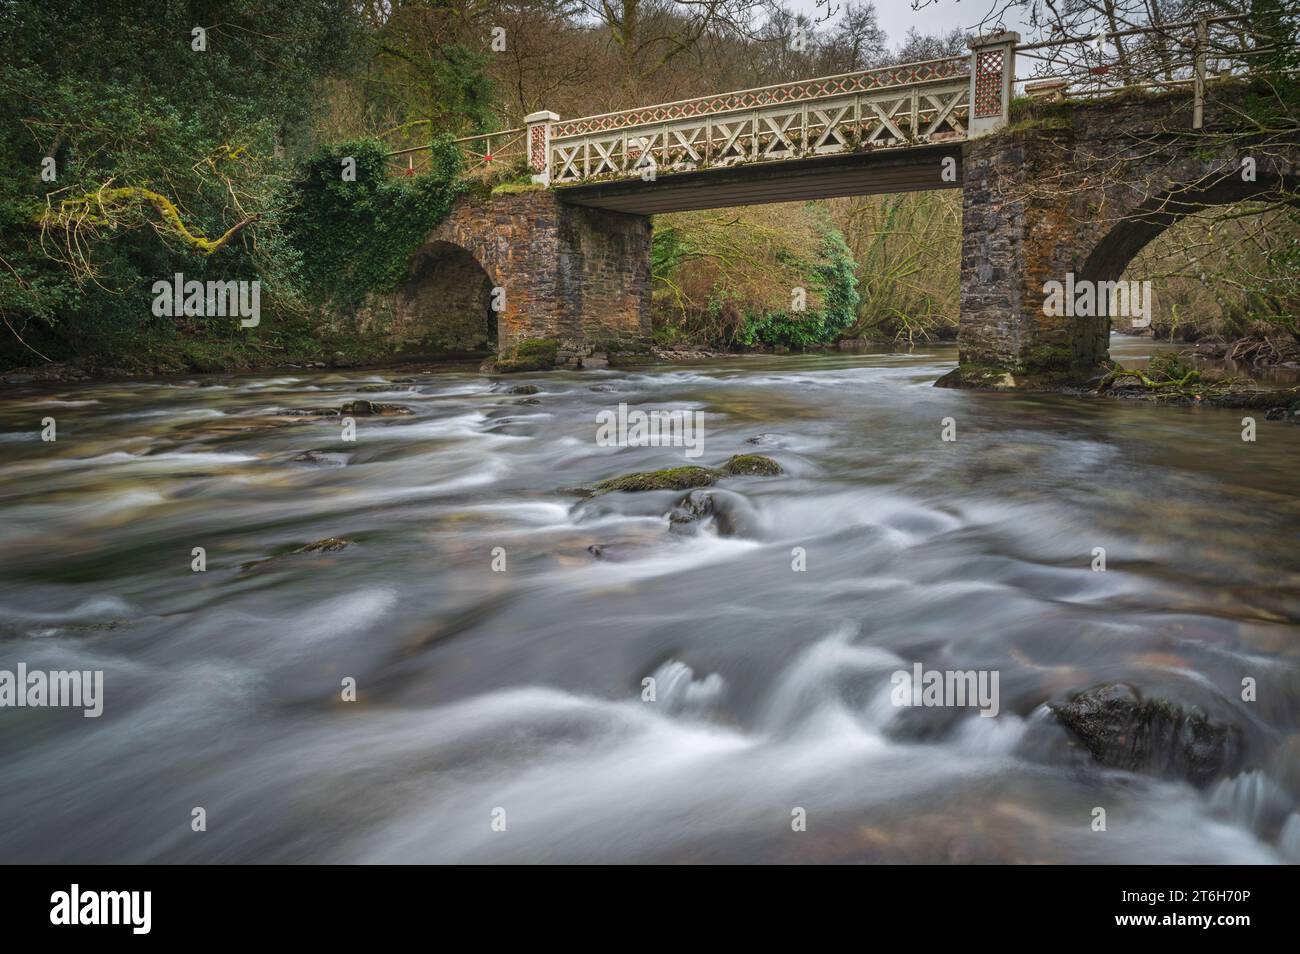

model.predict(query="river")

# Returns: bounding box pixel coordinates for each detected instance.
[1,338,1297,863]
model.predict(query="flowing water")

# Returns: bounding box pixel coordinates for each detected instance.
[1,338,1298,863]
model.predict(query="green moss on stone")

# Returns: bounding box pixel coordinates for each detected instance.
[495,338,559,372]
[590,455,782,493]
[722,454,782,476]
[594,466,723,493]
[491,180,544,196]
[1022,346,1073,374]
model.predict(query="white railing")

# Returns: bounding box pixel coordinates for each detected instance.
[385,14,1275,184]
[542,53,982,185]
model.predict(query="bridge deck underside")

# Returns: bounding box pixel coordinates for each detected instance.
[555,144,963,215]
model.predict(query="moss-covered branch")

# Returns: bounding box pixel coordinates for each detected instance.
[41,187,257,255]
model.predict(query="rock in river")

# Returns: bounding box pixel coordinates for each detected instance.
[594,466,723,493]
[1049,683,1245,786]
[668,489,754,537]
[590,455,781,494]
[721,454,782,476]
[339,400,413,416]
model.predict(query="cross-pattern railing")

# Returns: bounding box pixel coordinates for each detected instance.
[387,17,1273,185]
[544,53,977,185]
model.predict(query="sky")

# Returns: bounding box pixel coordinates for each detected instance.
[784,0,1031,49]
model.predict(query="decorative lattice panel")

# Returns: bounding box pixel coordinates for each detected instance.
[529,125,547,171]
[552,57,969,138]
[974,49,1005,118]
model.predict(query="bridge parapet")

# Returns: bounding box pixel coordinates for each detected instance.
[536,53,985,186]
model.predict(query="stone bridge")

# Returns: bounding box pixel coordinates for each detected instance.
[386,21,1298,382]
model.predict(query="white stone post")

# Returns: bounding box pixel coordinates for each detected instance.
[526,110,560,186]
[968,32,1019,138]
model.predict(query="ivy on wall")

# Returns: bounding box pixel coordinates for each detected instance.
[284,136,465,315]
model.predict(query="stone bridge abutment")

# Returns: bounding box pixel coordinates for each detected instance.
[411,189,652,364]
[954,86,1300,387]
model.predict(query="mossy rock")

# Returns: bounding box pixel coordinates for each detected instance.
[339,400,414,416]
[494,338,559,373]
[590,455,781,493]
[293,537,351,553]
[593,466,723,493]
[934,365,1018,390]
[721,454,781,476]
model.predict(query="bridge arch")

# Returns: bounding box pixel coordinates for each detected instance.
[1080,173,1297,284]
[1070,170,1300,363]
[955,83,1300,385]
[394,239,498,351]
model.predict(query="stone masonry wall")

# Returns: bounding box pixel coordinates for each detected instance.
[379,191,650,361]
[958,84,1300,385]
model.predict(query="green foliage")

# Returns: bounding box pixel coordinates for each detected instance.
[735,213,860,348]
[653,203,859,349]
[425,44,500,137]
[283,138,465,314]
[652,223,691,286]
[0,0,362,368]
[1146,351,1197,382]
[362,17,502,151]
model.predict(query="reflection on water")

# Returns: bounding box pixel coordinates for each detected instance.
[0,338,1297,863]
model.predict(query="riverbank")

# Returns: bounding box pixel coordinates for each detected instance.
[5,334,1298,429]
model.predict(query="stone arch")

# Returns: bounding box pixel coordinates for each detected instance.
[393,240,498,351]
[956,84,1300,386]
[1070,171,1300,362]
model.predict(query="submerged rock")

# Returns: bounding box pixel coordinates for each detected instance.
[339,400,413,416]
[721,454,782,476]
[276,407,339,417]
[356,383,410,393]
[507,384,541,395]
[239,537,352,571]
[289,450,346,466]
[667,489,753,537]
[1049,683,1244,786]
[293,537,352,553]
